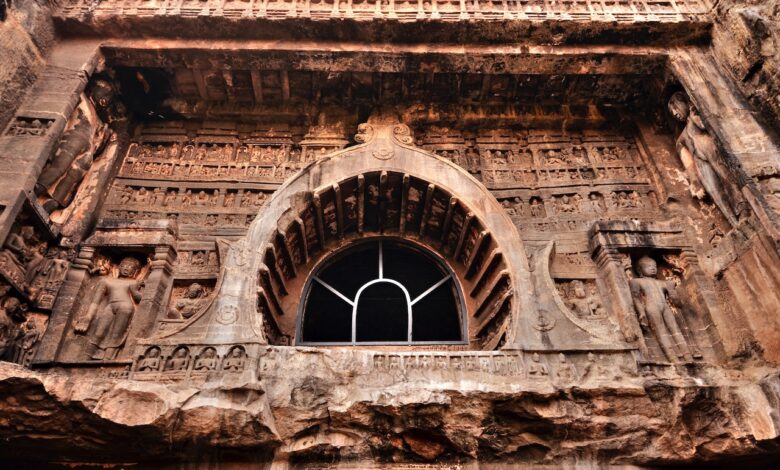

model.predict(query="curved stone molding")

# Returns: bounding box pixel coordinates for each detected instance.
[156,113,534,350]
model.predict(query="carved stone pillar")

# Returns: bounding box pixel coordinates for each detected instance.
[590,244,647,354]
[33,246,95,364]
[121,245,176,359]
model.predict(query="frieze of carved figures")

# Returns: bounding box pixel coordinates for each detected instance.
[34,95,110,214]
[668,92,749,227]
[73,256,147,360]
[368,352,525,376]
[121,159,285,181]
[250,351,637,385]
[106,210,256,228]
[5,117,54,136]
[629,256,702,363]
[55,0,711,21]
[134,344,247,377]
[556,251,593,269]
[508,191,650,217]
[557,279,607,319]
[175,249,219,275]
[122,141,296,181]
[109,185,268,213]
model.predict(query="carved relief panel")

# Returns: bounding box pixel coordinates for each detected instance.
[416,126,658,237]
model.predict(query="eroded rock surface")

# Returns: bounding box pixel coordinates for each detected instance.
[1,352,780,466]
[713,1,780,132]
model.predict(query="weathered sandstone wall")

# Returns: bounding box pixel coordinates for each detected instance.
[712,0,780,133]
[0,0,55,131]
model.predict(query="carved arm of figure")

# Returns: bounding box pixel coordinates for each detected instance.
[664,281,684,310]
[73,279,106,334]
[628,279,649,331]
[130,280,144,304]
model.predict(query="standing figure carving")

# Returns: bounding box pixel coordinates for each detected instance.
[73,257,145,360]
[668,92,745,226]
[13,320,41,366]
[35,96,109,214]
[629,256,693,362]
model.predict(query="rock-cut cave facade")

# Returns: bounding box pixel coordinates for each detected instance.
[1,0,780,466]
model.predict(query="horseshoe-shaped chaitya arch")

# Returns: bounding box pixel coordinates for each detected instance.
[153,114,536,350]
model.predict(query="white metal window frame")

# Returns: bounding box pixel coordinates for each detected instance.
[297,238,466,346]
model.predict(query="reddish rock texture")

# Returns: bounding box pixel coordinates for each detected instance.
[1,1,780,468]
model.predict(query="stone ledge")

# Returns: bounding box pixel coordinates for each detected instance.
[52,1,714,44]
[2,358,779,465]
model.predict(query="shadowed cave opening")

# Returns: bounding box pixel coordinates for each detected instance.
[300,240,463,344]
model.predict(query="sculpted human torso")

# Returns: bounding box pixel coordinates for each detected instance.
[629,257,692,362]
[669,92,742,226]
[73,257,144,360]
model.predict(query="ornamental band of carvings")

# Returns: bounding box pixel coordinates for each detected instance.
[56,0,712,22]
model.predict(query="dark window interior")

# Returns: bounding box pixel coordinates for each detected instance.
[300,239,463,344]
[355,282,409,342]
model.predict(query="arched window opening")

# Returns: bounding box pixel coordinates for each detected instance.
[299,239,464,345]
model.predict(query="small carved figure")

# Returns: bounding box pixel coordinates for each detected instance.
[566,280,592,318]
[545,150,565,165]
[502,200,516,216]
[708,223,725,248]
[164,190,177,206]
[170,283,207,319]
[28,248,70,306]
[223,346,246,371]
[669,92,745,226]
[629,256,693,362]
[528,352,549,377]
[0,300,18,358]
[194,190,210,206]
[629,191,643,208]
[13,319,41,366]
[73,257,145,360]
[555,353,576,381]
[529,198,544,217]
[557,195,576,213]
[137,347,162,371]
[587,285,606,317]
[193,347,218,371]
[1,296,26,323]
[588,193,603,212]
[165,347,190,371]
[133,188,149,204]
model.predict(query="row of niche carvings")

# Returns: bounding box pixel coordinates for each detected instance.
[121,125,648,188]
[129,346,643,388]
[56,0,712,21]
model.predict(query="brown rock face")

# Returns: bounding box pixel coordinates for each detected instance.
[2,0,780,467]
[1,357,780,466]
[713,1,780,131]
